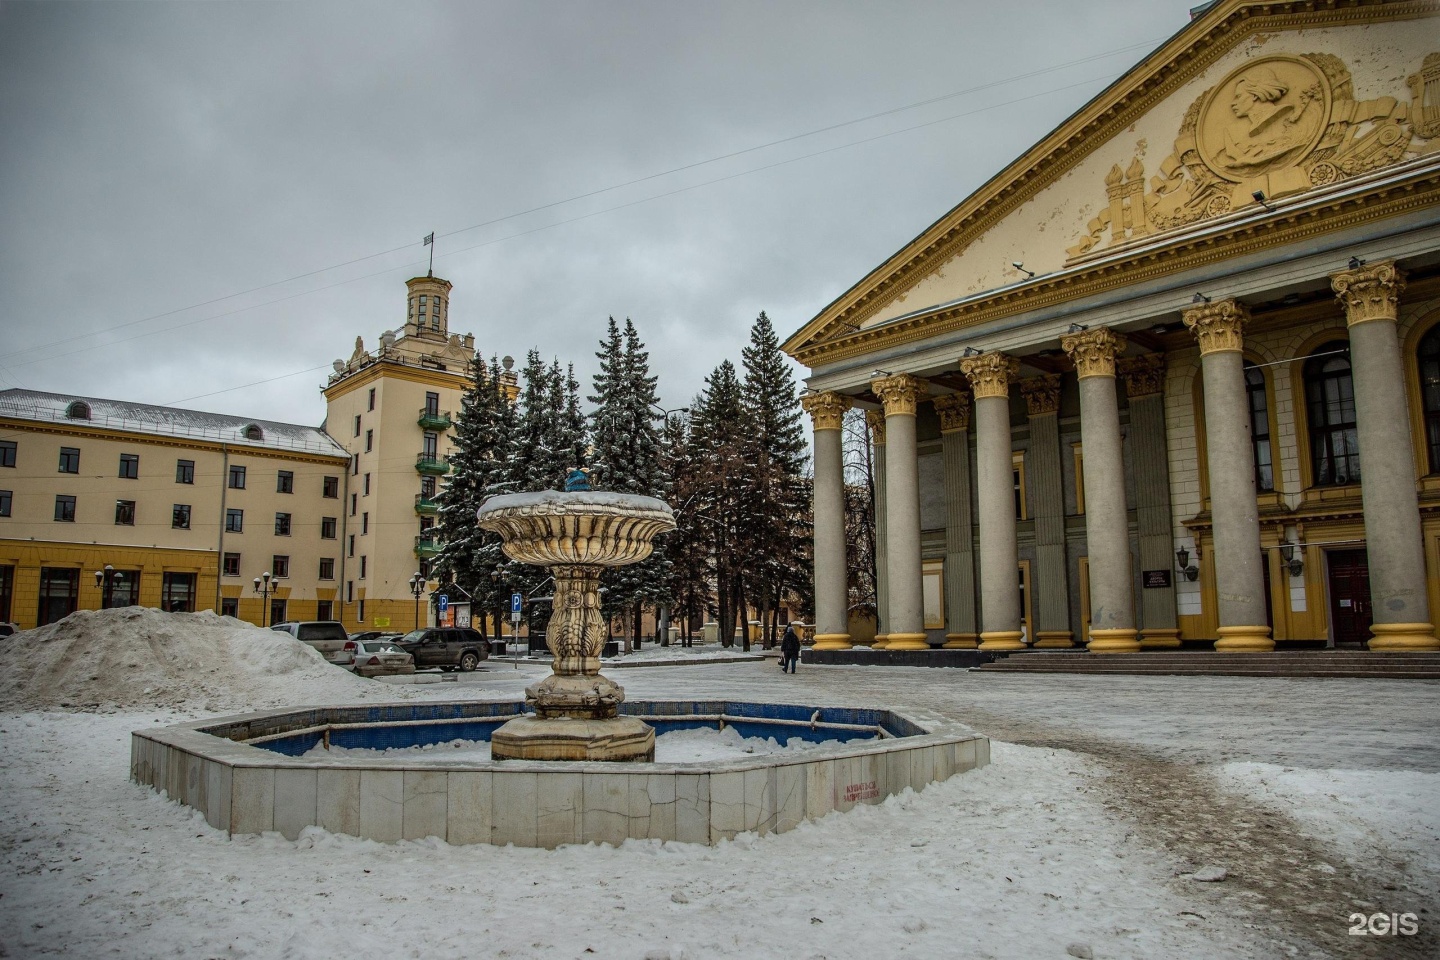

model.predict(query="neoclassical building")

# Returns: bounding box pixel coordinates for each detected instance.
[789,0,1440,653]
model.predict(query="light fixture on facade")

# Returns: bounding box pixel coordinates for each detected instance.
[870,369,892,378]
[1175,545,1199,581]
[1192,292,1211,304]
[1279,539,1305,578]
[1067,323,1088,333]
[1348,256,1366,270]
[962,347,982,358]
[1011,262,1036,279]
[1252,190,1276,211]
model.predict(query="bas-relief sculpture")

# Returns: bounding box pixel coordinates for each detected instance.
[1069,51,1440,259]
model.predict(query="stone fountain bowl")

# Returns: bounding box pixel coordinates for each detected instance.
[476,490,675,566]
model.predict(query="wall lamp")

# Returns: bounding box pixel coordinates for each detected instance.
[870,369,892,378]
[962,347,982,358]
[1067,323,1088,334]
[1192,292,1211,304]
[1279,539,1305,578]
[1011,262,1036,279]
[1348,256,1366,270]
[1175,545,1199,582]
[1252,190,1276,211]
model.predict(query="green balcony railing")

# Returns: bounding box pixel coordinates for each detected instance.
[417,407,453,430]
[415,452,449,475]
[414,494,439,516]
[414,534,441,559]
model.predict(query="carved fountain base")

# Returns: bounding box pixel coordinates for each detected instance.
[490,673,655,762]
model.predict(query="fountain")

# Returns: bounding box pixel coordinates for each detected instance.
[475,480,675,761]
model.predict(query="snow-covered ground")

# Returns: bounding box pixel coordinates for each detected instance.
[2,611,1437,959]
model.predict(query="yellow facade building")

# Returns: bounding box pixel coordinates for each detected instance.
[0,274,498,633]
[788,0,1440,653]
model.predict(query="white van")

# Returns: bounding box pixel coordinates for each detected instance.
[270,621,350,665]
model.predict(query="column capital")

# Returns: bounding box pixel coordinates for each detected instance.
[959,352,1019,399]
[1182,298,1249,355]
[1118,353,1165,398]
[871,373,927,416]
[1061,327,1127,379]
[865,409,887,444]
[931,391,972,433]
[1331,259,1405,327]
[800,391,851,431]
[1019,374,1061,416]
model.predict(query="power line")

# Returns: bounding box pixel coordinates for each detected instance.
[0,36,1160,368]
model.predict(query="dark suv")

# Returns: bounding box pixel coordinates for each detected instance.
[394,627,489,672]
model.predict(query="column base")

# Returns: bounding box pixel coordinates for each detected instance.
[885,632,930,651]
[1032,630,1075,649]
[1214,625,1274,652]
[942,633,979,649]
[978,630,1025,651]
[811,633,853,651]
[1086,628,1140,654]
[1140,628,1182,650]
[1367,622,1440,651]
[870,634,890,649]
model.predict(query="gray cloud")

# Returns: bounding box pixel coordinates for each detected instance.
[0,0,1191,422]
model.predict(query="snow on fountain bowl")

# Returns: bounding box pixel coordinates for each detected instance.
[130,485,989,846]
[131,700,989,847]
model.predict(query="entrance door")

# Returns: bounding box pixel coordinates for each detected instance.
[1327,549,1373,645]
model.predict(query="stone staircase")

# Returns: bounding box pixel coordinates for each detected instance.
[974,650,1440,679]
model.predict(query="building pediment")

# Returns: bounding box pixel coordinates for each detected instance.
[783,0,1440,367]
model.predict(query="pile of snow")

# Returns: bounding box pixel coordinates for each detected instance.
[0,607,378,712]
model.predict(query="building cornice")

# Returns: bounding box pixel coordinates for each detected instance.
[0,418,349,465]
[323,359,472,402]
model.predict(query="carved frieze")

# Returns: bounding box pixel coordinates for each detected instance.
[1331,259,1405,326]
[871,373,927,416]
[1019,374,1062,416]
[1060,328,1127,380]
[959,352,1019,400]
[1118,353,1166,398]
[1182,298,1249,355]
[1068,51,1440,260]
[800,391,852,431]
[931,391,973,433]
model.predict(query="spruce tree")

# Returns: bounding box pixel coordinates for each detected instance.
[688,360,750,647]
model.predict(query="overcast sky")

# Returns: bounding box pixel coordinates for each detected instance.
[0,0,1194,427]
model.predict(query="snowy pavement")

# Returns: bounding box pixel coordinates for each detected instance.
[3,656,1437,959]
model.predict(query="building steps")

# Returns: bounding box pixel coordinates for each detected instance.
[974,651,1440,679]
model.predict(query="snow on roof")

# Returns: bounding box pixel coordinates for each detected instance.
[0,388,349,458]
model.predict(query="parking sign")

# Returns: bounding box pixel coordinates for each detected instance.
[511,592,522,620]
[437,595,449,615]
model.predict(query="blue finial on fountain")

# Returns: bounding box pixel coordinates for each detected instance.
[564,467,591,492]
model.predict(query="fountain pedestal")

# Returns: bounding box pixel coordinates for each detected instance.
[477,492,675,762]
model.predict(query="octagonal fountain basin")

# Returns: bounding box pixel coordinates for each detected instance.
[132,700,989,848]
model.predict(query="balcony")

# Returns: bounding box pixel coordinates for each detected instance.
[414,494,439,516]
[415,452,449,475]
[414,534,441,559]
[417,407,452,430]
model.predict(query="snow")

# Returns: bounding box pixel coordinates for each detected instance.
[1,612,1436,958]
[477,488,673,515]
[300,726,875,767]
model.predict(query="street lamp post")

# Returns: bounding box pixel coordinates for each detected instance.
[409,572,425,631]
[93,564,120,609]
[252,571,274,627]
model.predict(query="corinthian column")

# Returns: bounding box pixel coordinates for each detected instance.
[867,410,889,648]
[1062,327,1139,653]
[933,392,979,648]
[959,352,1024,650]
[1183,299,1272,651]
[1331,261,1439,650]
[802,391,853,651]
[871,373,929,651]
[1019,374,1073,648]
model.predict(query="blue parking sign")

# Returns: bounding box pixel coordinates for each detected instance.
[511,592,522,617]
[437,595,449,614]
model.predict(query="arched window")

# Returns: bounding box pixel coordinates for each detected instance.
[1304,345,1359,486]
[65,400,91,420]
[1244,361,1273,492]
[1420,325,1440,473]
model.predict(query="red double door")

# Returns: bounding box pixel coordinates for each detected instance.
[1326,549,1373,646]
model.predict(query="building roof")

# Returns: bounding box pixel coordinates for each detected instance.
[0,388,349,458]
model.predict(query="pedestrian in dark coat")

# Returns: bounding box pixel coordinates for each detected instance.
[780,622,801,674]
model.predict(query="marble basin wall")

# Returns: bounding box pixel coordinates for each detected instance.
[131,700,989,848]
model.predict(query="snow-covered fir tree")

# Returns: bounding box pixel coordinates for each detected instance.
[687,359,751,647]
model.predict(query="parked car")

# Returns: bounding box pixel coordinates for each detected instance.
[0,622,18,638]
[341,639,415,677]
[347,630,398,645]
[271,621,350,665]
[394,627,489,672]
